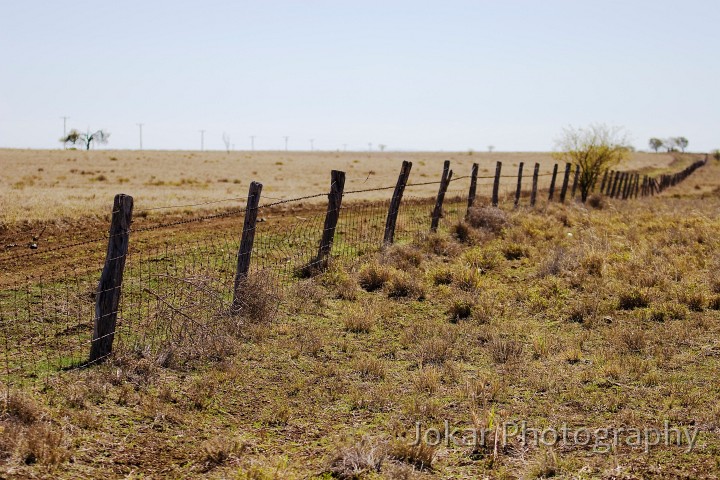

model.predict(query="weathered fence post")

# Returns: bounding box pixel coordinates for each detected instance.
[466,163,479,215]
[571,164,580,199]
[89,194,134,364]
[492,161,502,207]
[514,162,524,208]
[383,161,412,245]
[311,170,346,271]
[431,160,452,232]
[559,163,571,203]
[548,164,558,201]
[530,163,540,207]
[609,171,621,198]
[232,181,263,308]
[599,170,609,195]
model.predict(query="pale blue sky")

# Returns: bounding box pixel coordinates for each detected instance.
[1,0,718,151]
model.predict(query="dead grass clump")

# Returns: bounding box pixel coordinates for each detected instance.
[18,422,68,466]
[448,298,473,323]
[488,335,524,364]
[417,335,454,365]
[344,308,375,334]
[414,367,442,394]
[450,221,476,244]
[3,392,41,424]
[709,295,720,310]
[232,272,281,323]
[430,267,454,286]
[647,302,688,322]
[355,355,386,380]
[617,289,650,310]
[586,194,606,209]
[677,287,707,312]
[389,440,436,470]
[358,261,392,292]
[422,233,462,257]
[386,271,425,300]
[199,437,246,472]
[328,436,386,479]
[501,242,529,260]
[319,264,360,301]
[467,205,509,234]
[616,327,647,353]
[382,244,424,270]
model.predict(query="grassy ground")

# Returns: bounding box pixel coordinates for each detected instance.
[2,158,720,478]
[0,149,678,224]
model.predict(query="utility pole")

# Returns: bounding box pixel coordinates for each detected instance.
[200,130,205,151]
[137,123,144,150]
[283,136,289,151]
[310,139,314,151]
[250,135,255,151]
[61,116,69,148]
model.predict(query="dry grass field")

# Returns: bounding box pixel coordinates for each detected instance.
[1,151,719,478]
[0,149,680,225]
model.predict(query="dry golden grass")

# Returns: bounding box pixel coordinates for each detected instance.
[0,148,677,224]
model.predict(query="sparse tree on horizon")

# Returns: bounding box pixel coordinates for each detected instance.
[554,124,630,203]
[222,132,231,153]
[649,138,663,153]
[674,136,689,153]
[60,129,110,150]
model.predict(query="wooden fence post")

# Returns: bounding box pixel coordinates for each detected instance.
[609,171,621,198]
[232,181,263,308]
[514,162,524,208]
[383,161,412,245]
[548,164,558,201]
[431,160,452,232]
[559,163,571,203]
[313,170,346,271]
[530,163,540,207]
[571,164,580,199]
[89,194,134,364]
[467,163,479,215]
[492,161,502,207]
[599,170,609,194]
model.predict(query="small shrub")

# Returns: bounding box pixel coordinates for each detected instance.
[618,289,650,310]
[617,328,646,353]
[450,221,474,244]
[464,247,503,272]
[452,267,483,292]
[709,295,720,311]
[3,392,41,424]
[501,242,529,260]
[382,245,424,270]
[232,272,280,324]
[449,299,473,322]
[344,310,374,334]
[467,206,509,234]
[199,437,245,471]
[386,271,425,299]
[358,262,392,292]
[423,233,462,257]
[430,268,454,285]
[19,423,68,466]
[677,288,706,312]
[586,194,606,209]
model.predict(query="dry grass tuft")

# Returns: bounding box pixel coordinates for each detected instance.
[199,437,246,471]
[3,392,41,424]
[466,205,509,234]
[385,271,426,300]
[355,354,386,380]
[358,261,392,292]
[586,194,606,209]
[488,335,524,364]
[389,440,436,470]
[618,289,650,310]
[328,436,386,479]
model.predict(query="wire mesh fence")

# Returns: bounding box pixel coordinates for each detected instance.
[0,157,706,394]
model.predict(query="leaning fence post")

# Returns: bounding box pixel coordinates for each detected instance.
[559,163,571,203]
[530,163,540,207]
[492,161,502,207]
[609,171,621,198]
[233,181,263,308]
[89,194,133,364]
[312,170,346,271]
[431,160,452,232]
[570,164,580,199]
[466,163,479,215]
[383,161,412,245]
[514,162,524,208]
[548,164,558,201]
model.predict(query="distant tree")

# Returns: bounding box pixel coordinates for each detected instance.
[674,136,689,153]
[648,138,663,153]
[554,124,631,203]
[378,144,386,152]
[712,149,720,162]
[487,145,495,153]
[60,129,110,150]
[222,132,231,153]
